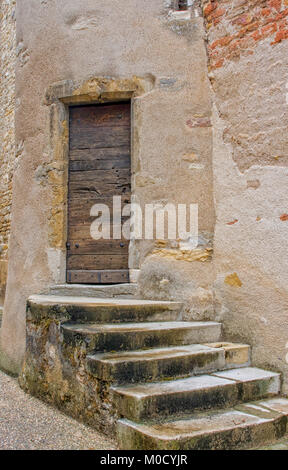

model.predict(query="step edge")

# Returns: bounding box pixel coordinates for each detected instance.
[87,344,222,363]
[117,397,288,441]
[62,321,222,331]
[212,367,281,382]
[28,294,183,309]
[87,343,250,364]
[111,373,280,399]
[117,412,277,442]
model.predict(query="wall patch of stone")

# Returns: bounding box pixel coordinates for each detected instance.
[0,0,16,304]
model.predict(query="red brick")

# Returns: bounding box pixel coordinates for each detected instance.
[268,0,282,11]
[261,7,272,16]
[202,0,288,68]
[210,7,226,19]
[227,219,239,225]
[213,58,225,68]
[204,2,218,17]
[261,23,278,36]
[272,29,288,43]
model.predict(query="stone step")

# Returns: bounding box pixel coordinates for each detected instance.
[61,321,222,353]
[204,342,251,369]
[113,368,280,421]
[48,283,138,299]
[87,343,250,384]
[27,295,183,323]
[117,397,288,450]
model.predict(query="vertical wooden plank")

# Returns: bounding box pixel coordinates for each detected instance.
[67,102,131,284]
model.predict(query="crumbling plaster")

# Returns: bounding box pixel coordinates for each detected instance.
[203,0,288,392]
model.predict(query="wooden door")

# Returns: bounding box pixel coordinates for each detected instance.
[67,103,131,284]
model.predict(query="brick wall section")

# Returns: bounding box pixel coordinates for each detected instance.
[201,0,288,69]
[201,0,288,170]
[0,0,16,303]
[201,0,288,390]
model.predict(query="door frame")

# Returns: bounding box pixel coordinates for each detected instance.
[45,76,154,285]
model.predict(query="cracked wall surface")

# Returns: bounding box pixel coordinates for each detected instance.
[0,0,16,305]
[201,0,288,392]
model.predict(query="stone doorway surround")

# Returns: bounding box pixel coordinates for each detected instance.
[44,75,155,287]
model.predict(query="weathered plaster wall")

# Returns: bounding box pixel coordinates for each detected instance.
[0,0,16,305]
[0,0,214,373]
[201,0,288,392]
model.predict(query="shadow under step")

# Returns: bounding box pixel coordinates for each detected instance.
[28,295,182,323]
[113,367,280,421]
[87,343,250,384]
[117,397,288,450]
[61,321,222,352]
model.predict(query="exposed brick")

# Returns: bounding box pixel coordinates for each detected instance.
[201,0,288,68]
[204,1,218,17]
[268,0,282,11]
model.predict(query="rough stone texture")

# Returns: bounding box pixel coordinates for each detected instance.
[0,370,117,450]
[0,0,16,305]
[27,295,183,323]
[0,0,215,373]
[87,344,228,384]
[61,320,222,352]
[117,397,288,450]
[20,296,283,447]
[258,437,288,450]
[19,301,218,435]
[112,368,280,421]
[205,342,251,368]
[19,304,119,434]
[1,0,288,406]
[201,0,288,392]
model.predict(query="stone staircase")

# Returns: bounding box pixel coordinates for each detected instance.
[20,290,288,450]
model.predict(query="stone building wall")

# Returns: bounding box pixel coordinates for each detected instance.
[0,0,287,393]
[201,0,288,392]
[0,0,16,305]
[0,0,215,373]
